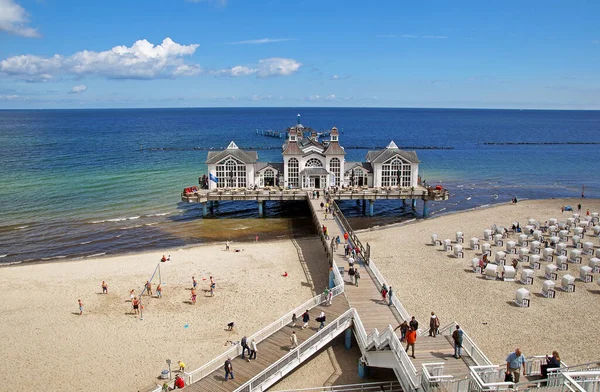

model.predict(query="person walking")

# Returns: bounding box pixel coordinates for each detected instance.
[388,286,394,306]
[354,269,361,287]
[405,327,417,358]
[129,289,135,302]
[380,284,388,304]
[101,281,108,294]
[132,297,140,316]
[224,358,234,381]
[78,299,84,315]
[190,288,197,305]
[505,348,527,383]
[317,311,326,331]
[225,240,230,251]
[192,276,197,290]
[210,276,215,297]
[348,266,355,285]
[429,312,440,337]
[290,331,298,350]
[301,309,310,329]
[409,316,419,331]
[452,325,464,358]
[145,281,152,296]
[241,335,249,359]
[291,313,297,327]
[156,283,162,298]
[249,339,257,360]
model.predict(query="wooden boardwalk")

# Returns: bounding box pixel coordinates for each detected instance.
[308,196,472,379]
[184,295,350,392]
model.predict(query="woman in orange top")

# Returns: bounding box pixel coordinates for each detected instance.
[405,327,417,358]
[191,288,197,304]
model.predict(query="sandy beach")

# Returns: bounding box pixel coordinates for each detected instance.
[360,198,600,366]
[0,239,318,392]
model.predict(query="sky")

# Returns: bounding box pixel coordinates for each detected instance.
[0,0,599,109]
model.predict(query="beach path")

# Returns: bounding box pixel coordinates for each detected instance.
[183,294,350,391]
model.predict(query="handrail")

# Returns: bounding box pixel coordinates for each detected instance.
[272,380,401,392]
[233,308,355,392]
[436,321,493,366]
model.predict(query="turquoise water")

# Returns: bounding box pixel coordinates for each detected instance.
[0,108,598,263]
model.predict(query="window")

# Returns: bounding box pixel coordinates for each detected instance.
[305,158,323,167]
[216,157,246,188]
[330,158,340,186]
[263,169,275,186]
[382,157,410,187]
[288,158,299,188]
[348,167,368,186]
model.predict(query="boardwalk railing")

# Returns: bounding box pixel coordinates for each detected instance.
[272,380,401,391]
[436,322,493,367]
[233,308,355,392]
[421,363,470,392]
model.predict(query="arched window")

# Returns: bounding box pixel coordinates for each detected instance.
[381,156,411,187]
[216,157,246,188]
[263,169,275,187]
[330,158,340,186]
[305,158,323,167]
[288,158,299,188]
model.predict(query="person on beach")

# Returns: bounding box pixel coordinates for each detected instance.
[317,311,326,330]
[210,277,215,297]
[190,288,197,305]
[78,299,83,315]
[167,255,171,261]
[146,281,152,296]
[226,241,230,251]
[324,212,328,220]
[380,284,388,304]
[156,283,162,298]
[409,316,419,331]
[178,360,186,372]
[452,325,464,358]
[506,348,527,383]
[192,276,197,290]
[577,204,582,212]
[226,321,235,331]
[130,289,135,302]
[290,331,298,350]
[301,310,310,329]
[161,255,167,262]
[354,269,360,286]
[561,206,565,214]
[429,312,440,337]
[132,297,140,315]
[101,281,108,294]
[224,358,234,381]
[291,313,297,327]
[405,327,417,358]
[586,209,590,216]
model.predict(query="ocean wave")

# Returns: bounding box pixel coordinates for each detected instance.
[16,226,29,230]
[120,225,143,230]
[146,212,170,217]
[0,254,7,258]
[80,241,92,244]
[41,255,68,260]
[144,222,159,226]
[87,253,106,258]
[0,260,22,266]
[90,216,142,224]
[233,226,251,230]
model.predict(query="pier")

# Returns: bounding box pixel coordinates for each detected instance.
[181,185,449,218]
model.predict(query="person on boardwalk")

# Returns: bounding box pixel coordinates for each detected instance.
[156,283,162,299]
[452,325,464,358]
[224,358,234,381]
[190,288,197,305]
[291,313,297,327]
[327,288,333,306]
[541,351,561,379]
[380,284,388,304]
[388,286,394,306]
[78,299,83,315]
[317,311,326,330]
[348,255,355,268]
[348,266,355,285]
[394,320,409,342]
[249,338,257,360]
[145,281,152,296]
[101,281,108,294]
[405,327,417,358]
[132,297,140,316]
[354,269,361,287]
[178,360,186,372]
[290,331,298,350]
[174,374,185,389]
[409,316,419,331]
[429,312,440,337]
[241,335,249,359]
[301,309,310,329]
[506,347,526,383]
[192,276,197,290]
[344,232,349,242]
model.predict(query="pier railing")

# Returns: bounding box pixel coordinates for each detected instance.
[331,200,368,263]
[436,322,493,367]
[272,380,402,392]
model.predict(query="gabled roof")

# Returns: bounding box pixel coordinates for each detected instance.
[298,137,325,151]
[365,141,420,164]
[300,168,330,176]
[282,140,303,155]
[323,142,346,155]
[206,142,258,164]
[255,162,284,173]
[344,162,372,174]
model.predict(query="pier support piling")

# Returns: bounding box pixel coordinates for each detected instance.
[423,200,429,218]
[362,199,366,215]
[202,202,208,217]
[411,199,417,210]
[358,358,367,379]
[402,199,407,207]
[258,201,265,217]
[345,328,352,350]
[329,268,335,289]
[369,200,375,217]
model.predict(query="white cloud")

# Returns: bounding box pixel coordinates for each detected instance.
[307,95,320,101]
[331,75,339,80]
[212,57,302,77]
[251,95,261,101]
[400,34,418,38]
[229,38,292,45]
[0,37,200,81]
[0,0,40,37]
[186,0,226,5]
[0,94,20,100]
[326,94,337,101]
[376,34,397,38]
[70,84,87,94]
[423,35,448,39]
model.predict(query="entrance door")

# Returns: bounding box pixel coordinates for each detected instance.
[312,176,321,189]
[358,177,365,186]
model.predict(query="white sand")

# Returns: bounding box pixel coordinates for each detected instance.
[0,239,315,392]
[360,199,600,366]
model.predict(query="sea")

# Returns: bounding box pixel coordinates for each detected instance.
[1,108,599,265]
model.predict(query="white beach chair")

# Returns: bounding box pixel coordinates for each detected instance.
[455,231,464,244]
[572,213,580,224]
[556,243,567,256]
[558,230,569,242]
[558,221,568,231]
[483,229,492,241]
[481,243,491,257]
[592,212,599,224]
[518,234,529,247]
[561,274,575,292]
[590,258,600,274]
[484,263,497,280]
[529,254,541,270]
[548,225,558,236]
[470,237,480,250]
[556,255,568,271]
[493,234,503,247]
[572,235,582,249]
[543,247,554,263]
[548,218,558,226]
[519,247,530,263]
[569,249,582,264]
[578,220,589,228]
[594,226,600,237]
[567,218,576,229]
[583,242,594,256]
[506,241,516,254]
[471,257,481,273]
[533,230,543,241]
[549,236,560,246]
[596,248,600,259]
[495,251,506,265]
[542,280,556,298]
[444,239,452,251]
[573,227,584,238]
[530,241,541,255]
[515,288,530,307]
[579,266,593,283]
[528,218,537,227]
[520,269,534,285]
[545,264,558,280]
[504,265,516,282]
[454,244,464,258]
[431,233,442,246]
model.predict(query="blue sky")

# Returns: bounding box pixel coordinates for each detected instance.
[1,0,599,109]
